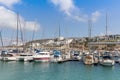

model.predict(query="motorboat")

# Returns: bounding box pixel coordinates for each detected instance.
[70,50,81,61]
[2,53,17,61]
[50,50,64,63]
[83,54,94,65]
[100,56,115,66]
[33,51,50,62]
[17,53,33,62]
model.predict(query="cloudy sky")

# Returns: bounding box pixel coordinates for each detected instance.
[0,0,120,45]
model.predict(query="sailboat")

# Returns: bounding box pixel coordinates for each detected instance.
[50,25,64,63]
[99,12,115,66]
[83,19,94,65]
[0,36,16,61]
[0,30,3,60]
[17,18,37,62]
[100,51,115,66]
[83,18,98,65]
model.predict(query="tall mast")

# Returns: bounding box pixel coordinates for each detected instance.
[105,12,109,50]
[88,18,92,53]
[88,19,92,38]
[30,21,36,53]
[59,24,61,38]
[0,30,3,48]
[19,16,24,44]
[32,21,36,41]
[16,13,19,51]
[106,12,108,40]
[58,24,61,50]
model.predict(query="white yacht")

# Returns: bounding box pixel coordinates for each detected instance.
[100,56,115,66]
[2,53,17,61]
[33,52,50,62]
[17,53,33,62]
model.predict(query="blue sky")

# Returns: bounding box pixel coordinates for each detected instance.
[0,0,120,45]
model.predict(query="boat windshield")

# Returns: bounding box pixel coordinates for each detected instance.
[39,53,49,55]
[103,56,111,59]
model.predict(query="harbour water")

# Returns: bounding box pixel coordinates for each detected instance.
[0,61,120,80]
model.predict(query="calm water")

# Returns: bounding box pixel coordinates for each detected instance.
[0,61,120,80]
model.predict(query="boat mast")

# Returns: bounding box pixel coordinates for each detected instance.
[32,21,36,41]
[105,12,108,50]
[30,21,36,52]
[88,19,92,39]
[58,24,61,51]
[18,14,25,52]
[0,30,3,48]
[59,24,61,38]
[16,13,19,52]
[19,17,24,45]
[106,12,108,40]
[88,18,92,53]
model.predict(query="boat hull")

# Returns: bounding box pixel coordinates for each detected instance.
[83,55,94,65]
[100,60,115,66]
[17,56,33,62]
[33,57,50,62]
[2,57,17,61]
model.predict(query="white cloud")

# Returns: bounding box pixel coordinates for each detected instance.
[0,0,20,8]
[51,0,75,16]
[91,11,101,23]
[50,0,87,22]
[0,6,40,31]
[50,0,100,23]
